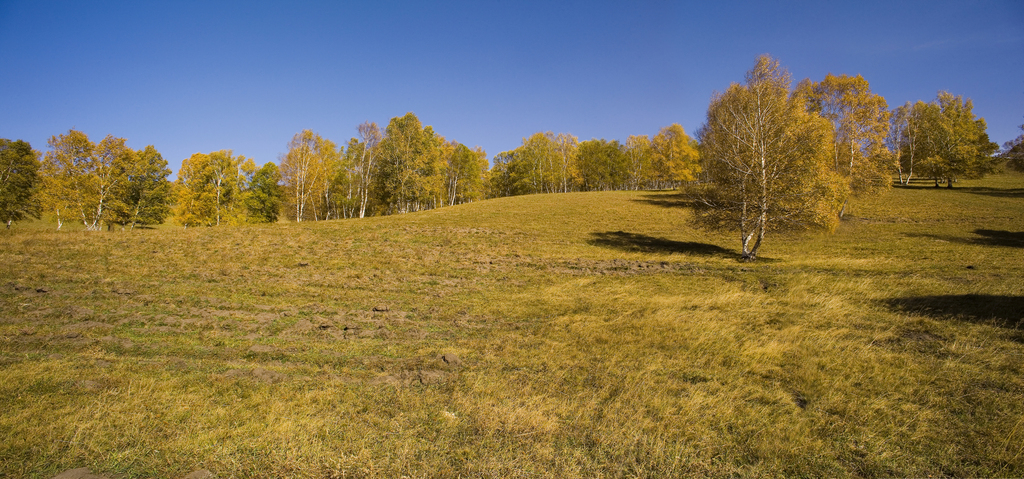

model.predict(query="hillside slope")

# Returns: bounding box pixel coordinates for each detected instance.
[1,174,1023,478]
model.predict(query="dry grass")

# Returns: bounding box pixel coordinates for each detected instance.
[1,173,1023,478]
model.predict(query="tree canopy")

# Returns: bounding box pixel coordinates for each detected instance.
[175,150,250,227]
[913,92,1000,187]
[692,55,844,261]
[800,73,891,204]
[0,139,42,228]
[41,130,171,230]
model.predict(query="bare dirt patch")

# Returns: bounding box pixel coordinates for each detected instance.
[551,258,704,276]
[222,367,287,384]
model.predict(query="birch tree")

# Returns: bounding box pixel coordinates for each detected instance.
[800,74,891,216]
[520,132,559,193]
[42,130,132,230]
[889,102,914,185]
[174,150,247,227]
[175,152,217,227]
[376,113,428,214]
[208,150,246,225]
[280,130,338,221]
[88,135,135,229]
[444,142,487,206]
[355,121,382,218]
[554,133,579,192]
[40,130,91,229]
[917,92,999,187]
[652,124,701,189]
[625,135,652,190]
[693,55,844,261]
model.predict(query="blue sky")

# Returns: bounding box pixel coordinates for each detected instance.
[1,0,1022,176]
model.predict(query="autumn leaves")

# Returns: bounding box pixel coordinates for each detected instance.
[691,55,1000,260]
[1,54,1004,263]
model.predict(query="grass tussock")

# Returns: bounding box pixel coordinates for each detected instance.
[2,172,1024,478]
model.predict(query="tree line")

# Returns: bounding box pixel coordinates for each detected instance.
[488,124,700,197]
[1,56,1015,242]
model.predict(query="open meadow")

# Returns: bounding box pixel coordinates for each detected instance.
[1,173,1023,478]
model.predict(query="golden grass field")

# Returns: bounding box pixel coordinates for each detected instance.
[2,172,1023,478]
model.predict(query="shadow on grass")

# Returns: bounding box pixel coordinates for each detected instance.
[633,192,694,209]
[884,294,1024,328]
[589,231,733,256]
[905,229,1024,249]
[973,229,1024,248]
[958,187,1024,198]
[894,182,1024,198]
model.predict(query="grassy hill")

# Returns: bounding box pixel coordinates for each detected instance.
[2,173,1023,478]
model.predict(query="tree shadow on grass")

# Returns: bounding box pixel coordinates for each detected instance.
[956,186,1024,198]
[905,229,1024,249]
[633,192,694,209]
[894,183,1024,198]
[973,229,1024,248]
[589,231,733,256]
[884,294,1024,329]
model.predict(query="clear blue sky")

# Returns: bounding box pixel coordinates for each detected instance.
[1,0,1022,176]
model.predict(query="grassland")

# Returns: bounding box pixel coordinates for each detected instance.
[1,173,1023,478]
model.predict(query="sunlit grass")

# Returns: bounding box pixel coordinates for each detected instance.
[2,172,1023,477]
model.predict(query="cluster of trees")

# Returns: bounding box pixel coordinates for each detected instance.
[2,112,494,230]
[34,130,172,230]
[488,125,699,197]
[175,150,283,227]
[270,114,488,222]
[0,130,286,231]
[889,94,1000,187]
[691,55,1001,260]
[0,56,1010,245]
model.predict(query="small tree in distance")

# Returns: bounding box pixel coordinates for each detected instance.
[1000,123,1024,172]
[691,55,845,261]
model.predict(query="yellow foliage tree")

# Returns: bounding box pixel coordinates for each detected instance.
[175,150,248,227]
[693,56,844,261]
[652,123,700,188]
[280,130,339,221]
[800,73,891,215]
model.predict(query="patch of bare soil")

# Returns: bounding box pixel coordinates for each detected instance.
[75,379,105,391]
[900,329,946,342]
[222,367,287,384]
[51,467,214,479]
[372,353,464,387]
[51,467,109,479]
[61,307,95,320]
[182,470,215,479]
[61,321,112,332]
[374,369,449,387]
[99,336,134,349]
[552,258,704,276]
[8,282,52,295]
